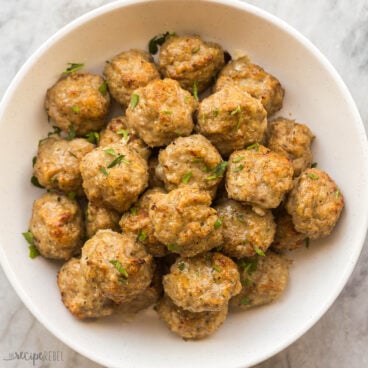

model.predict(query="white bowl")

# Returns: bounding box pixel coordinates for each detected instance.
[0,1,367,367]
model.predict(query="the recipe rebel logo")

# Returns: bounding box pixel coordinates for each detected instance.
[2,350,63,366]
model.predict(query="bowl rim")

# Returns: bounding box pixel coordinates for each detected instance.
[1,0,367,367]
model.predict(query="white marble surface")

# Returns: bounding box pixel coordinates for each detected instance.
[0,0,367,367]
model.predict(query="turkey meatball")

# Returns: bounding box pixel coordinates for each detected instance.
[231,251,289,309]
[196,85,267,156]
[156,295,228,340]
[158,35,224,93]
[85,202,120,238]
[80,230,154,304]
[226,145,294,211]
[214,56,284,116]
[103,49,160,106]
[266,117,315,177]
[285,168,344,239]
[99,116,151,161]
[57,258,114,319]
[156,134,223,196]
[29,192,84,260]
[80,143,148,213]
[45,73,110,136]
[215,199,276,258]
[126,78,197,147]
[149,186,223,257]
[163,252,241,312]
[119,188,168,257]
[33,135,94,195]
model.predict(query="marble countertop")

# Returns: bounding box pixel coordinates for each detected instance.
[0,0,367,367]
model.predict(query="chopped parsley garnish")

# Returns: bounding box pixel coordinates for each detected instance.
[182,171,193,184]
[232,156,244,163]
[130,94,139,109]
[29,245,40,259]
[22,231,34,245]
[193,80,199,101]
[162,110,173,114]
[63,63,84,75]
[206,161,228,180]
[212,265,222,272]
[72,105,80,114]
[230,105,241,116]
[213,109,219,117]
[107,154,131,168]
[311,162,318,168]
[201,166,210,172]
[66,124,76,141]
[137,229,148,242]
[31,176,44,189]
[242,278,251,286]
[167,243,182,252]
[148,31,176,54]
[68,192,77,200]
[178,262,185,271]
[335,189,340,200]
[254,246,265,257]
[68,151,77,158]
[246,142,259,151]
[192,47,200,54]
[240,297,251,305]
[305,237,310,248]
[230,105,242,130]
[308,172,319,180]
[103,148,117,156]
[238,258,258,274]
[98,80,108,95]
[214,219,222,229]
[237,216,245,223]
[232,164,244,173]
[192,158,204,163]
[109,259,129,280]
[99,167,109,176]
[32,156,37,167]
[130,207,138,215]
[86,131,99,144]
[117,129,129,141]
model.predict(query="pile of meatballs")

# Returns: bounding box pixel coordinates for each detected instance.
[26,34,344,340]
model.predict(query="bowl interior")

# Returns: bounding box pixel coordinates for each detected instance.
[0,1,367,367]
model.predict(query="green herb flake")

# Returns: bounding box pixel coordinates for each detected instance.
[212,265,222,272]
[130,207,138,216]
[242,278,251,286]
[148,31,176,54]
[182,171,193,184]
[63,62,84,75]
[192,158,204,163]
[237,216,245,223]
[68,151,77,158]
[22,231,34,245]
[86,131,100,145]
[305,237,310,249]
[117,129,129,141]
[137,229,148,242]
[246,142,259,151]
[167,243,182,252]
[308,172,319,180]
[130,94,139,109]
[206,161,228,180]
[201,166,210,172]
[109,259,129,279]
[72,105,80,114]
[184,95,190,104]
[68,192,77,200]
[335,189,340,200]
[178,262,185,271]
[99,167,109,177]
[32,156,37,167]
[31,176,44,189]
[28,245,40,259]
[239,259,258,275]
[232,156,244,163]
[107,154,131,168]
[240,297,251,305]
[311,162,318,168]
[98,80,108,95]
[162,110,173,115]
[193,80,199,101]
[192,47,200,54]
[232,164,244,173]
[254,246,265,257]
[66,124,76,141]
[103,148,117,156]
[213,109,219,117]
[214,219,222,229]
[230,105,241,116]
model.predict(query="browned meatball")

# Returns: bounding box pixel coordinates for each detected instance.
[231,251,289,309]
[99,116,151,161]
[266,117,315,177]
[104,49,160,106]
[45,73,110,136]
[158,35,224,93]
[196,85,267,156]
[285,168,344,239]
[29,192,84,260]
[156,295,228,340]
[126,78,197,147]
[149,186,223,257]
[33,136,94,195]
[80,143,148,213]
[271,210,306,252]
[226,145,294,211]
[156,134,223,196]
[163,253,241,312]
[214,56,284,116]
[57,258,114,319]
[119,188,168,257]
[80,230,154,304]
[85,202,120,238]
[215,199,276,258]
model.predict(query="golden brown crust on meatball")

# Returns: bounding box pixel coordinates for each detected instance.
[119,188,168,257]
[285,168,344,239]
[215,57,284,116]
[163,252,241,312]
[226,145,294,210]
[57,258,114,319]
[159,35,224,93]
[266,117,315,177]
[126,78,197,147]
[156,134,223,196]
[80,143,148,213]
[99,116,151,161]
[34,136,94,195]
[149,186,223,257]
[85,203,120,238]
[231,251,289,309]
[45,73,110,136]
[215,199,276,258]
[156,295,228,340]
[196,85,267,156]
[103,49,160,106]
[29,192,84,260]
[80,230,154,304]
